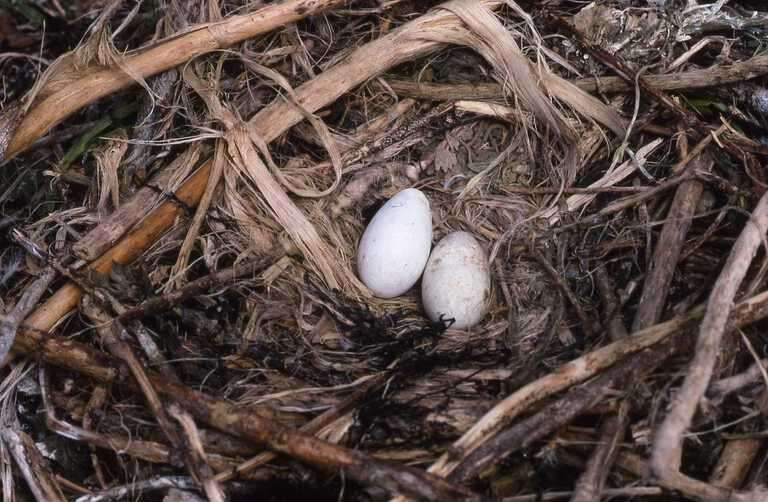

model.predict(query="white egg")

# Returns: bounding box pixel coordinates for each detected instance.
[422,231,490,329]
[357,188,433,298]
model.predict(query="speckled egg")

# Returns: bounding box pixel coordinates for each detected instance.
[421,231,490,329]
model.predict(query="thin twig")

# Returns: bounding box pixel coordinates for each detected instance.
[1,427,66,502]
[569,401,630,502]
[501,486,662,501]
[385,54,768,97]
[533,249,598,337]
[168,404,226,502]
[632,153,714,331]
[0,267,56,366]
[74,476,198,502]
[116,257,269,322]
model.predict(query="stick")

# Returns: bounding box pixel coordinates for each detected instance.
[168,140,227,288]
[651,192,768,502]
[633,153,713,331]
[500,487,662,501]
[570,401,630,502]
[82,386,109,489]
[1,428,66,502]
[384,54,768,98]
[116,257,269,322]
[1,0,348,162]
[709,438,763,489]
[0,267,55,365]
[708,359,768,400]
[594,266,627,341]
[168,404,226,502]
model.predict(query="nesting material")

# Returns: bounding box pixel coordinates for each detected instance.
[422,231,491,329]
[356,188,433,298]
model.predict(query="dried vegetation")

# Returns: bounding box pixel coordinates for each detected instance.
[3,0,768,500]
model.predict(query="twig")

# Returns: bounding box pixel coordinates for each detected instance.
[168,404,226,502]
[542,139,663,225]
[594,172,696,221]
[632,153,714,331]
[131,322,180,382]
[72,145,202,262]
[74,476,198,502]
[0,267,56,366]
[651,192,768,502]
[168,137,227,289]
[594,266,627,341]
[82,386,109,489]
[1,427,66,502]
[533,249,598,337]
[385,54,768,98]
[116,257,268,322]
[501,486,662,501]
[569,401,630,502]
[709,438,763,489]
[708,359,768,400]
[55,476,91,495]
[502,185,646,195]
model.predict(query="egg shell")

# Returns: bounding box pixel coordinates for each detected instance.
[357,188,433,298]
[421,231,490,329]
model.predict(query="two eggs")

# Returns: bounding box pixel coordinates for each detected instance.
[357,189,491,329]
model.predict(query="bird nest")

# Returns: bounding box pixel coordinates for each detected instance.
[2,1,768,500]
